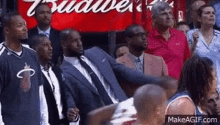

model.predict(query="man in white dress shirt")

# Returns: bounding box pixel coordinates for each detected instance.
[33,34,79,125]
[60,28,177,125]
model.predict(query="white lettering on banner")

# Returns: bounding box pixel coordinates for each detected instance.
[23,0,173,17]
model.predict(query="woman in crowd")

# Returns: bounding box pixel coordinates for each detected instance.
[187,4,220,91]
[166,56,217,117]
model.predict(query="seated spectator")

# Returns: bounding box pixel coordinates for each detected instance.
[176,21,190,36]
[32,34,79,125]
[145,1,190,79]
[60,29,175,125]
[115,43,129,58]
[200,91,219,115]
[166,56,217,117]
[187,4,220,91]
[117,24,168,97]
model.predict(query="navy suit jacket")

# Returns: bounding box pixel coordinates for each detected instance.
[28,27,63,65]
[61,47,159,124]
[43,66,68,125]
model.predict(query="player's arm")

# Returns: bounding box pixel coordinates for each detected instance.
[166,97,195,115]
[87,103,118,125]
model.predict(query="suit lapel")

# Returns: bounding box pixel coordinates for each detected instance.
[49,28,54,42]
[52,66,63,97]
[144,53,152,74]
[122,54,136,69]
[43,74,54,94]
[83,48,128,101]
[33,27,38,35]
[84,49,112,85]
[62,61,99,95]
[52,66,67,113]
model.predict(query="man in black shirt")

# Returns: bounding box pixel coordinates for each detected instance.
[0,11,49,125]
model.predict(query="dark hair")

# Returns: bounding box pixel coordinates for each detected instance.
[2,11,20,28]
[196,4,214,28]
[32,34,48,48]
[198,4,214,18]
[124,24,142,38]
[34,3,51,16]
[114,43,128,58]
[176,21,189,28]
[178,55,214,105]
[60,29,78,43]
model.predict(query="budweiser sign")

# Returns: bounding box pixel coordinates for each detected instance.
[23,0,173,17]
[18,0,175,32]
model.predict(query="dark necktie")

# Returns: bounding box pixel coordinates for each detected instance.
[78,57,113,105]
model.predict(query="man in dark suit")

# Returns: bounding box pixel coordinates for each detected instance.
[28,3,63,66]
[32,34,79,125]
[60,29,175,125]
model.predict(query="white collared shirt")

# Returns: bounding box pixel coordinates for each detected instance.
[187,29,220,92]
[37,26,51,38]
[41,65,64,119]
[64,55,119,104]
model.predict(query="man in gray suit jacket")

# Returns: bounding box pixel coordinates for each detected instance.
[60,29,176,125]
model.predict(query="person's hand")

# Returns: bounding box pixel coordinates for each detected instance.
[191,31,199,53]
[67,107,79,122]
[157,76,178,99]
[192,31,199,44]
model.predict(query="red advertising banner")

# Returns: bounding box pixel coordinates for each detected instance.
[18,0,181,32]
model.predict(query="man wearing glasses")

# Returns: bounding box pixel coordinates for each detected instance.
[117,24,168,97]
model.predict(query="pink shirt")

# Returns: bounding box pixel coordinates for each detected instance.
[145,28,190,79]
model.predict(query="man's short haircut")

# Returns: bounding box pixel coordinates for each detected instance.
[176,21,189,28]
[34,3,51,16]
[114,43,128,57]
[2,11,20,28]
[151,1,171,18]
[60,29,77,43]
[124,24,142,38]
[32,34,48,48]
[134,84,166,122]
